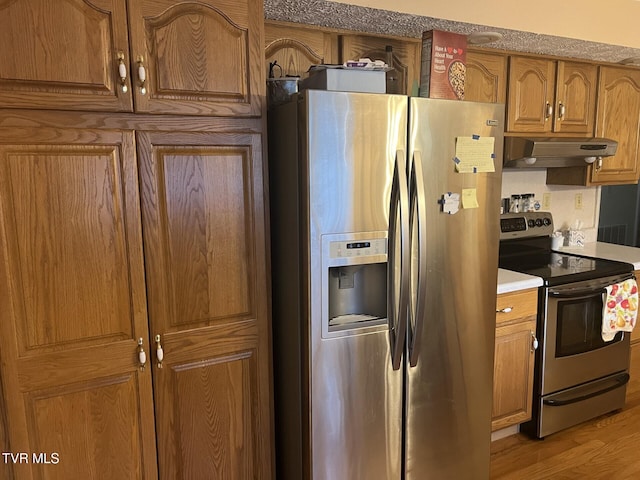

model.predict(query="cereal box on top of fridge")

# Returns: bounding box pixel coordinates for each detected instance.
[419,30,467,100]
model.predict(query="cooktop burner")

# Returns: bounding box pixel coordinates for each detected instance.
[499,212,633,287]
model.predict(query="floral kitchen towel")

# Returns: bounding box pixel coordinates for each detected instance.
[602,278,638,342]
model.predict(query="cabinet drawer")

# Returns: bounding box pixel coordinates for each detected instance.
[496,288,538,325]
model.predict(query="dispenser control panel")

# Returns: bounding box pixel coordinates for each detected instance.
[329,238,387,259]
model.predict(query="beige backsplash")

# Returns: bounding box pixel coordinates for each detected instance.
[501,169,600,243]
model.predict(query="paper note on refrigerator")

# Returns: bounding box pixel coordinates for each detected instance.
[454,136,495,173]
[441,192,460,214]
[462,189,479,209]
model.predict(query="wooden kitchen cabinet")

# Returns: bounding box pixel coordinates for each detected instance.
[0,1,273,478]
[465,49,507,104]
[128,0,264,116]
[0,0,133,112]
[588,66,640,185]
[265,20,338,79]
[264,22,421,95]
[0,0,264,116]
[0,124,273,479]
[492,288,538,431]
[507,56,597,135]
[338,34,421,95]
[0,128,158,479]
[138,130,272,479]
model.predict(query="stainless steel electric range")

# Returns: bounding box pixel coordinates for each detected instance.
[499,212,634,438]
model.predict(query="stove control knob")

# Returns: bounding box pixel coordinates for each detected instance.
[542,218,551,226]
[528,219,535,228]
[535,218,543,227]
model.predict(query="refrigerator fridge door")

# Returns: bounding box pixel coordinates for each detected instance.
[405,98,504,479]
[304,91,407,479]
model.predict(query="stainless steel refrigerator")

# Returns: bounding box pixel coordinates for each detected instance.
[268,90,504,480]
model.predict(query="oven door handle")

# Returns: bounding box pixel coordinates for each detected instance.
[542,372,630,407]
[549,273,635,298]
[549,288,606,299]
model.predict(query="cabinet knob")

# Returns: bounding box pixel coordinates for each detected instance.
[116,52,128,93]
[155,334,164,368]
[531,332,539,352]
[137,338,147,371]
[496,306,513,313]
[595,156,603,172]
[545,102,553,120]
[137,56,147,95]
[558,101,565,120]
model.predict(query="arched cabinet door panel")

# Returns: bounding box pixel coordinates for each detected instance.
[590,67,640,185]
[127,0,264,116]
[0,0,133,111]
[465,50,507,104]
[265,21,334,79]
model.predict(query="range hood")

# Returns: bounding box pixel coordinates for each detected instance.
[503,137,618,168]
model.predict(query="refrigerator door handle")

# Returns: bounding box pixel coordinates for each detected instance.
[388,149,410,371]
[408,151,427,367]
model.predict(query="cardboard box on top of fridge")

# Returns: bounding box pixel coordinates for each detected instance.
[300,62,386,94]
[419,30,467,100]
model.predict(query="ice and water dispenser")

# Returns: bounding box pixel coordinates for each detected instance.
[322,233,388,335]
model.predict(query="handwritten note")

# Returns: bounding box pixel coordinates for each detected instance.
[454,136,496,173]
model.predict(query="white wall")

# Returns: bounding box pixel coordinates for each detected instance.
[501,169,600,242]
[331,0,640,49]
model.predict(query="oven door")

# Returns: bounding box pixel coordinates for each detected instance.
[542,273,633,396]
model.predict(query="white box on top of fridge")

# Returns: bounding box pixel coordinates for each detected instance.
[299,68,386,93]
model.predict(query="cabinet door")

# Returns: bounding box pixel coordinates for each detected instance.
[127,0,264,116]
[339,34,421,95]
[590,66,640,185]
[265,21,336,78]
[492,319,537,431]
[0,0,133,111]
[465,50,507,103]
[138,131,272,479]
[553,61,597,134]
[0,128,157,479]
[507,56,556,132]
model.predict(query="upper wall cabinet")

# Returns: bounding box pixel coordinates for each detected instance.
[0,0,264,116]
[0,0,133,112]
[465,50,507,104]
[338,34,421,95]
[507,56,597,135]
[128,0,264,116]
[265,21,337,79]
[589,66,640,185]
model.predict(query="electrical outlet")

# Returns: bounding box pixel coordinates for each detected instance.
[542,193,552,209]
[575,193,583,210]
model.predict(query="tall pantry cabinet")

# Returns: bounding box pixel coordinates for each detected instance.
[0,1,272,479]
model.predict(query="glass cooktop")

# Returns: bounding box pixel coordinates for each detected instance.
[499,249,633,287]
[498,212,633,286]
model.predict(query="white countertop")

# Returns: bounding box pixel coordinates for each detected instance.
[497,268,543,295]
[559,241,640,270]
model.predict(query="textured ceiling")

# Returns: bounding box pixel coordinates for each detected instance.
[264,0,640,64]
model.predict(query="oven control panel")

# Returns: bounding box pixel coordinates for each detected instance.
[500,212,554,239]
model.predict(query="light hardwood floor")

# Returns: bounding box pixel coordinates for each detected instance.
[490,342,640,479]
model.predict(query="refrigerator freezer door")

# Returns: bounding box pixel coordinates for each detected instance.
[405,98,504,479]
[304,91,407,480]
